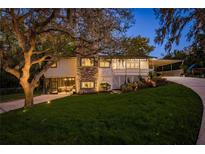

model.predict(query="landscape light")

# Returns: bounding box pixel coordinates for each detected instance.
[23,109,27,113]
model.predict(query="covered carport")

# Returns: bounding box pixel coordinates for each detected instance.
[149,59,184,76]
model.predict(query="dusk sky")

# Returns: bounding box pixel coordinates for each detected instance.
[126,8,192,58]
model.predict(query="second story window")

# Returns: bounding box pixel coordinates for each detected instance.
[81,58,94,67]
[99,59,110,68]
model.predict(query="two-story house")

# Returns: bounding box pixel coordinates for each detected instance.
[44,55,183,94]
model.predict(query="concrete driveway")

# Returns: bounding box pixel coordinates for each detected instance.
[0,94,69,114]
[165,77,205,145]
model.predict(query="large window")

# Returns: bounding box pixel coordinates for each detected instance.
[126,59,139,69]
[81,58,94,67]
[112,59,140,69]
[99,59,110,68]
[140,59,148,69]
[81,82,94,88]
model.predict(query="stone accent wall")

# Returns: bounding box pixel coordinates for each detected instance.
[76,55,98,93]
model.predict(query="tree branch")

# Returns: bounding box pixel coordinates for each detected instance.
[17,10,32,22]
[34,10,56,29]
[31,55,51,65]
[31,58,58,87]
[37,28,102,45]
[3,66,20,79]
[32,49,50,55]
[10,9,26,51]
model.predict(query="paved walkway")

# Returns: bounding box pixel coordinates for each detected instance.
[165,77,205,145]
[0,94,70,114]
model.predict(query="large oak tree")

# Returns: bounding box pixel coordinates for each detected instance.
[0,9,133,107]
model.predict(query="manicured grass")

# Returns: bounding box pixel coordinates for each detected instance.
[0,92,41,103]
[0,83,203,144]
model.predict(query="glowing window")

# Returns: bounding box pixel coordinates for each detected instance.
[81,58,94,67]
[99,60,110,68]
[81,82,94,88]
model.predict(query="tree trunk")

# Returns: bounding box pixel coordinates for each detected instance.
[21,82,34,107]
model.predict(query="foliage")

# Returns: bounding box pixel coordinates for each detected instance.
[163,49,187,60]
[121,35,155,56]
[148,71,159,79]
[155,8,205,76]
[0,69,20,88]
[0,9,133,106]
[100,82,111,91]
[163,45,205,74]
[152,78,168,87]
[0,84,202,144]
[120,78,149,93]
[154,9,205,53]
[121,82,137,92]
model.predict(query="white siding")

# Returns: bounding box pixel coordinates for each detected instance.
[97,67,113,90]
[44,58,77,78]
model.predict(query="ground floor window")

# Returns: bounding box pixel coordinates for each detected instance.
[45,77,75,93]
[81,82,94,89]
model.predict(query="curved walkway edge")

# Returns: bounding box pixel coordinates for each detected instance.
[165,77,205,145]
[0,94,70,114]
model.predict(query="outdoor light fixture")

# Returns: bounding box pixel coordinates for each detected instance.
[47,100,51,104]
[23,109,27,113]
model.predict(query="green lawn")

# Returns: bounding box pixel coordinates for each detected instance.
[0,83,203,144]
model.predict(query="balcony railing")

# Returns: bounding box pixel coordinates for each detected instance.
[113,68,150,75]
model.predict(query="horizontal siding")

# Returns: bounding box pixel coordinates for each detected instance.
[44,58,77,78]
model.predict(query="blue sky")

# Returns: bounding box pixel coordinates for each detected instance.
[126,8,192,58]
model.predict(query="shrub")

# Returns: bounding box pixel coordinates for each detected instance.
[121,83,135,92]
[152,78,168,86]
[120,77,168,93]
[149,71,162,79]
[136,80,147,89]
[100,82,111,91]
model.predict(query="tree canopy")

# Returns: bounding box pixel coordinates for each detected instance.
[154,8,205,53]
[121,36,154,57]
[0,8,133,107]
